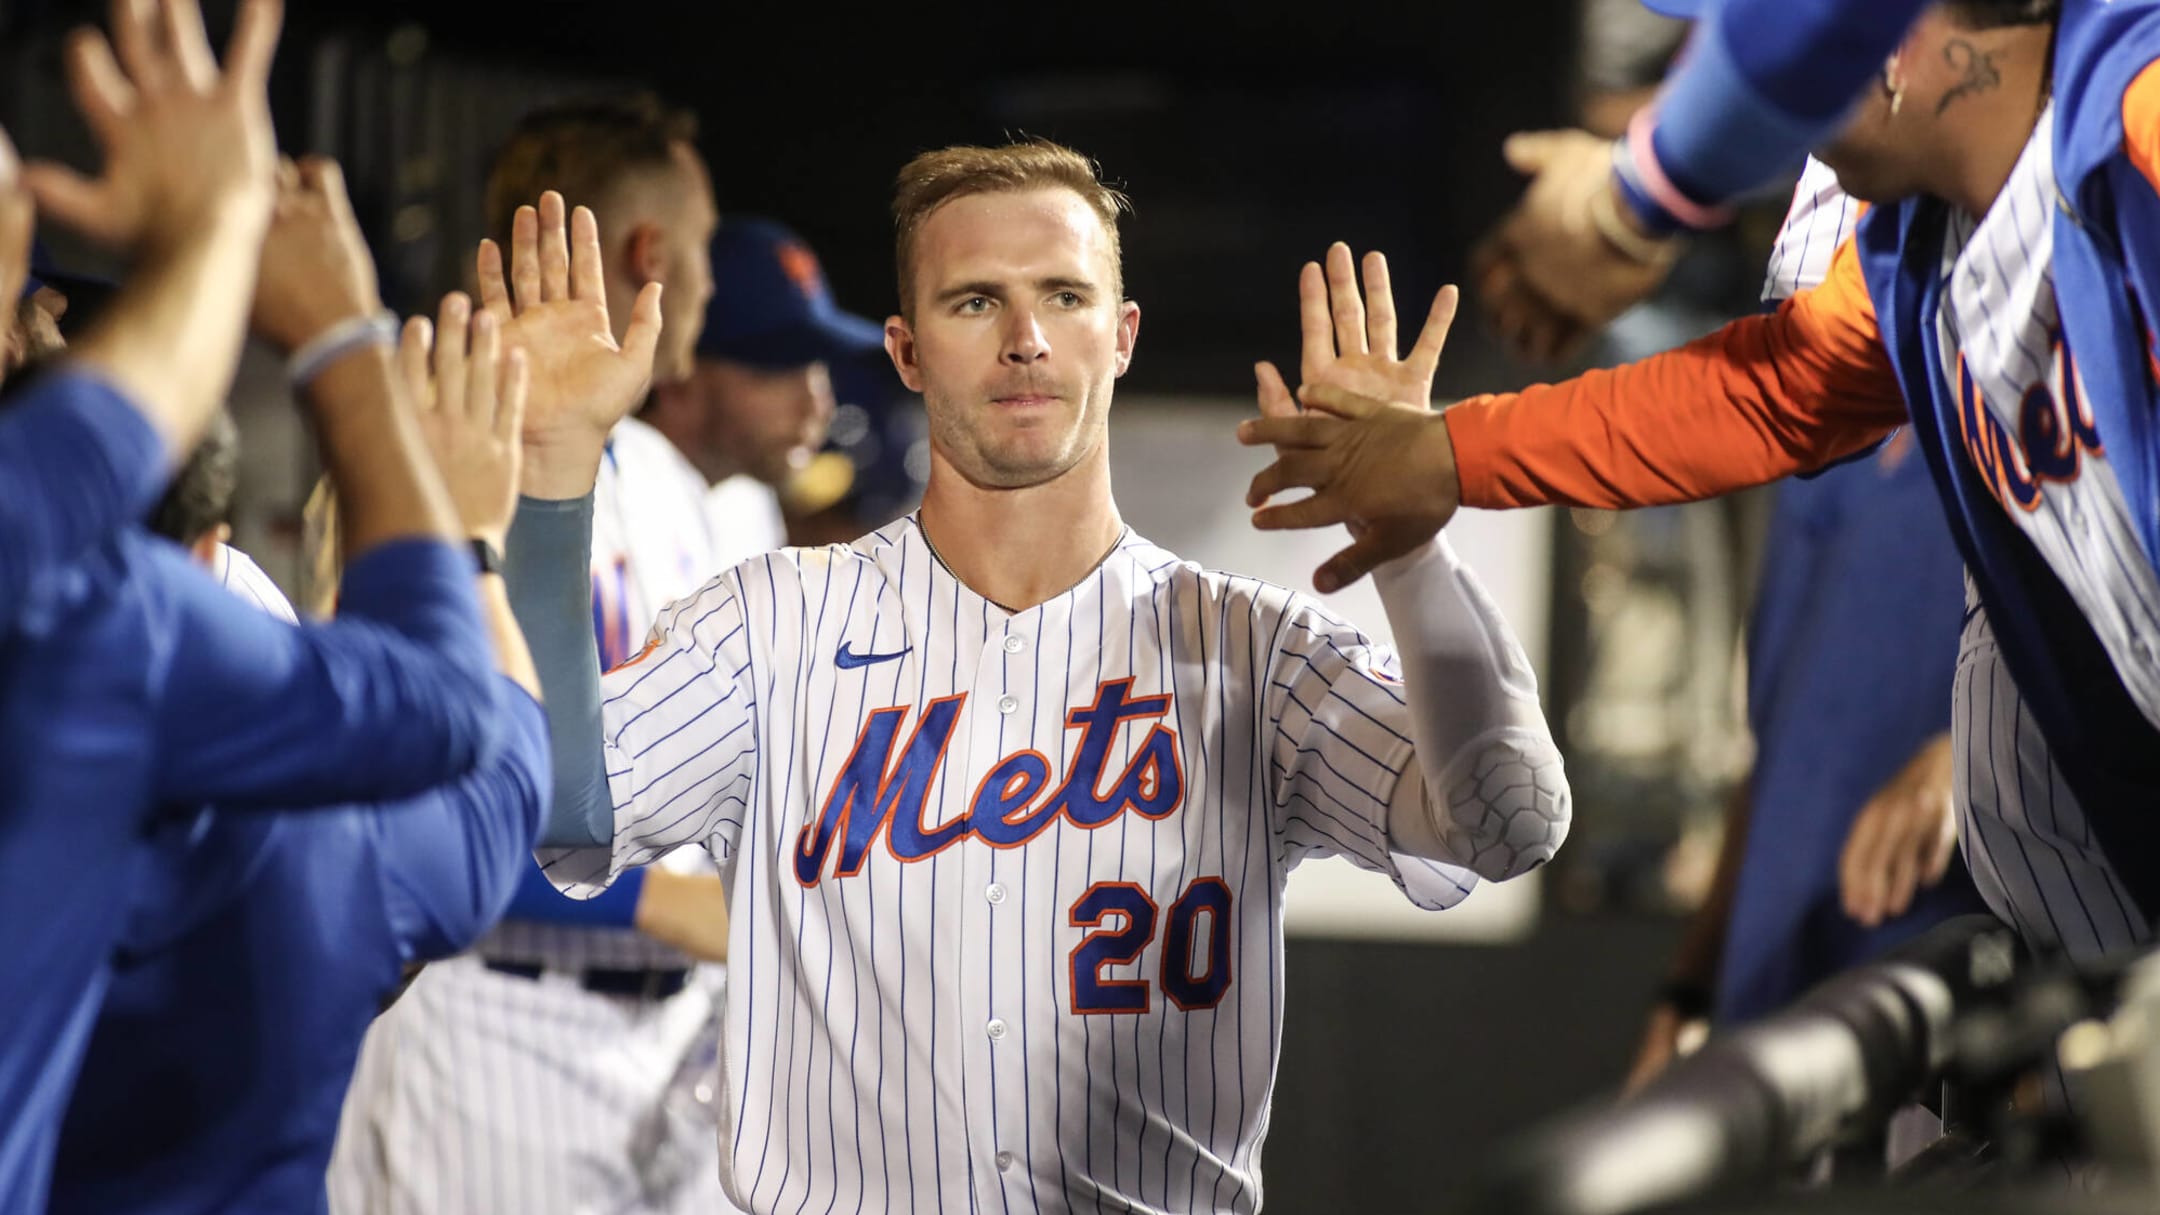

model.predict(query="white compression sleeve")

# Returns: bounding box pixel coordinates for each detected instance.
[1374,536,1572,880]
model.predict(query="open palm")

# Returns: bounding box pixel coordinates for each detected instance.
[474,191,661,450]
[1243,243,1463,592]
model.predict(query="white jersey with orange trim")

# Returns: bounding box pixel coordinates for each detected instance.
[542,518,1569,1215]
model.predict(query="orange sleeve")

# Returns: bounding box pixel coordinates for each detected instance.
[1445,238,1909,510]
[2124,58,2160,195]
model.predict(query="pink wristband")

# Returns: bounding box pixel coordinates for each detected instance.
[1625,107,1738,232]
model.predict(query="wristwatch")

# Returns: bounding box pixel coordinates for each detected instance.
[470,536,505,577]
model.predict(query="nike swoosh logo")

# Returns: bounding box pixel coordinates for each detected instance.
[835,642,912,670]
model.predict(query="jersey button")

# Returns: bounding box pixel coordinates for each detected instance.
[1003,635,1026,654]
[986,1018,1009,1042]
[997,695,1019,715]
[995,1152,1016,1174]
[985,883,1007,905]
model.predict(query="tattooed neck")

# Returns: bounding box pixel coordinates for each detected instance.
[1936,39,2002,116]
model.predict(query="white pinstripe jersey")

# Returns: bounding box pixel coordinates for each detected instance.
[545,517,1509,1214]
[486,414,784,971]
[1925,109,2160,956]
[1761,157,1860,303]
[1931,109,2160,736]
[1763,126,2157,959]
[210,544,296,624]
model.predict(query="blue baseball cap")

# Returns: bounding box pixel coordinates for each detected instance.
[697,217,884,370]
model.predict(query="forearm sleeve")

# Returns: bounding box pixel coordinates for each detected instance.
[504,493,615,848]
[1374,538,1571,881]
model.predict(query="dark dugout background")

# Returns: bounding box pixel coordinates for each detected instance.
[0,1,1684,1207]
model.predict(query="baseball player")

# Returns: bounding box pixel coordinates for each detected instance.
[48,285,549,1215]
[499,141,1572,1214]
[1245,1,2160,963]
[642,215,884,562]
[1630,154,1989,1090]
[330,96,748,1215]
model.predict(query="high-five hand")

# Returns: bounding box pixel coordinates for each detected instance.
[251,157,383,355]
[23,0,282,254]
[1239,244,1464,594]
[473,191,662,499]
[399,293,530,550]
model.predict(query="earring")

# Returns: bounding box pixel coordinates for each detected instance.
[1886,57,1907,116]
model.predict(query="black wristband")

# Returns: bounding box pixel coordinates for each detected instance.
[470,536,504,577]
[1657,979,1713,1021]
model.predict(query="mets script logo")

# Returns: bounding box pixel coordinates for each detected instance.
[794,678,1183,887]
[1954,336,2103,514]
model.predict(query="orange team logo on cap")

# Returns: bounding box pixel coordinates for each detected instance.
[777,241,825,300]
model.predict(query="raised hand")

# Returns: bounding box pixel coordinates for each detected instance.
[1240,244,1464,594]
[1471,129,1680,363]
[24,0,282,255]
[251,157,384,354]
[1263,242,1455,414]
[473,191,662,499]
[0,129,31,312]
[398,293,529,549]
[1239,382,1462,594]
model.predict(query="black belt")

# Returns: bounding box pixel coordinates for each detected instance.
[483,958,692,1001]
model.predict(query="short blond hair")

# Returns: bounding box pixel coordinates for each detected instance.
[891,139,1131,317]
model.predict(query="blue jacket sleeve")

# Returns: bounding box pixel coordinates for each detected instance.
[504,493,616,848]
[0,370,168,621]
[503,859,646,925]
[151,537,502,806]
[374,676,553,960]
[1650,0,1931,204]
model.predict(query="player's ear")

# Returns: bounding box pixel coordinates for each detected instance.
[885,314,924,393]
[626,222,666,285]
[1113,299,1140,378]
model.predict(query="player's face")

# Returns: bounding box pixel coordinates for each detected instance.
[654,142,719,385]
[695,356,837,487]
[1815,13,1968,205]
[886,188,1139,490]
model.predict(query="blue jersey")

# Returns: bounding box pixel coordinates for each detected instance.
[1719,442,1987,1022]
[46,678,546,1215]
[0,371,167,623]
[0,531,499,1211]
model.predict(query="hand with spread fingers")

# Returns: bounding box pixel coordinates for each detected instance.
[1470,129,1681,364]
[1237,243,1464,594]
[398,294,530,551]
[251,157,384,355]
[23,0,283,255]
[1838,732,1959,929]
[472,191,663,500]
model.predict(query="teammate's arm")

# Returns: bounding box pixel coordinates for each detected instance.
[0,0,284,614]
[1241,237,1909,593]
[28,0,281,461]
[151,164,542,808]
